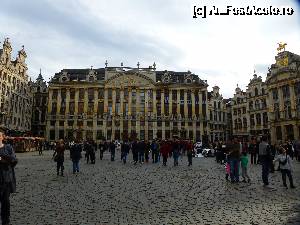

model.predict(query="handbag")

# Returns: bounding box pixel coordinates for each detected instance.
[53,155,58,162]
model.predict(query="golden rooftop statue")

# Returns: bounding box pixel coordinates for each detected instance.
[277,42,287,52]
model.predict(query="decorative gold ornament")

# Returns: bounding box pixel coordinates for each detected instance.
[277,42,287,53]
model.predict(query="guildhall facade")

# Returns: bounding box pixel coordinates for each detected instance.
[46,65,209,142]
[0,38,32,133]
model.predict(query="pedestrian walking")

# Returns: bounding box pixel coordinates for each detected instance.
[150,140,159,163]
[274,147,296,189]
[98,140,105,160]
[173,140,180,166]
[259,136,272,187]
[70,139,82,174]
[0,129,18,225]
[53,139,65,176]
[241,152,250,183]
[38,141,43,155]
[132,140,139,165]
[186,141,193,166]
[121,141,130,164]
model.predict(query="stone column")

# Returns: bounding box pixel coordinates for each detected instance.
[48,89,53,114]
[278,87,284,119]
[145,89,149,140]
[127,88,132,135]
[177,89,181,133]
[56,89,62,115]
[161,89,165,140]
[120,88,124,138]
[191,89,196,141]
[84,89,88,114]
[111,88,116,140]
[104,88,108,113]
[93,88,98,141]
[65,88,70,115]
[136,89,140,139]
[74,89,79,115]
[153,89,157,139]
[184,89,188,133]
[199,91,203,141]
[290,84,296,118]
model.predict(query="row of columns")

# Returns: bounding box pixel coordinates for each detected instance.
[46,87,207,141]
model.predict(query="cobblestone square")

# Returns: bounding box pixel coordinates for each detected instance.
[10,151,300,225]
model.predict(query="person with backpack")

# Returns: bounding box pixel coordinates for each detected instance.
[273,146,295,189]
[0,129,18,225]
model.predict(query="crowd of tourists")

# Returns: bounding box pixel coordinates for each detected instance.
[52,138,196,176]
[212,136,299,189]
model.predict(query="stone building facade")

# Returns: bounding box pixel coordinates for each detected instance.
[0,38,32,133]
[266,51,300,144]
[207,86,228,142]
[31,70,48,137]
[231,85,248,139]
[46,65,209,142]
[246,73,269,138]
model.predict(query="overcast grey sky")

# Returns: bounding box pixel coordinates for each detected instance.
[0,0,299,97]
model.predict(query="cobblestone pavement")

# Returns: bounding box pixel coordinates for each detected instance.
[10,150,300,225]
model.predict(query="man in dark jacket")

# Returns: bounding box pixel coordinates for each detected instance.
[0,129,18,225]
[109,141,116,161]
[70,139,82,173]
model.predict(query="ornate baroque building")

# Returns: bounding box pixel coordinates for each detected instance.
[31,70,48,137]
[266,51,300,143]
[46,65,209,142]
[0,38,32,133]
[231,85,248,139]
[207,86,228,142]
[246,73,269,137]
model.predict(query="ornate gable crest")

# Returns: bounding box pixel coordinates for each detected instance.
[184,71,193,83]
[60,70,70,82]
[87,68,97,82]
[162,71,171,83]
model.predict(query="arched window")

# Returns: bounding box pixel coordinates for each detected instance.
[255,100,260,109]
[255,88,259,96]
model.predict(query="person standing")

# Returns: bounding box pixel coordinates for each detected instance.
[173,140,180,166]
[240,152,250,183]
[160,141,169,166]
[138,140,145,163]
[38,140,43,156]
[70,139,82,174]
[150,140,159,163]
[53,139,65,176]
[249,139,257,164]
[98,140,105,160]
[109,141,116,162]
[274,146,295,189]
[228,138,241,183]
[0,129,18,225]
[259,136,272,187]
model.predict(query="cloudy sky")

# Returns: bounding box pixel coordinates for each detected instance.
[0,0,299,97]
